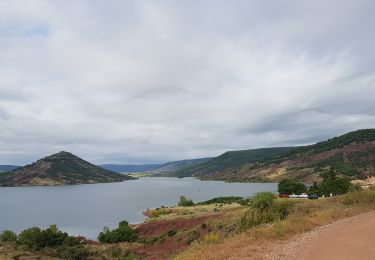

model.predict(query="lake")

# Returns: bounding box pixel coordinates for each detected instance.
[0,177,277,239]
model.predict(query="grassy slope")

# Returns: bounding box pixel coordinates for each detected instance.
[176,129,375,181]
[173,147,297,177]
[174,189,375,260]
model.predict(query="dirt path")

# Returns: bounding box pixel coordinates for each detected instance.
[270,211,375,260]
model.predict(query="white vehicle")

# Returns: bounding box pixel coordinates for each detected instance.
[288,193,308,198]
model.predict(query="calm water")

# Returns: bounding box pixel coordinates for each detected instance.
[0,177,277,239]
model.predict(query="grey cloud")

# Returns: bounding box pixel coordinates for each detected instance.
[0,0,374,165]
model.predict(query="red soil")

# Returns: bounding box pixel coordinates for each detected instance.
[134,213,222,259]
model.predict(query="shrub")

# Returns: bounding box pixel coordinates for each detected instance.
[250,192,276,212]
[273,200,293,220]
[178,196,194,207]
[278,179,307,195]
[167,230,177,237]
[18,227,42,249]
[149,208,172,218]
[98,220,138,243]
[239,198,293,230]
[0,230,17,242]
[197,196,246,205]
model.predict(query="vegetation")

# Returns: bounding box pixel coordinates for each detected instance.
[98,220,138,243]
[174,188,375,260]
[239,192,292,230]
[178,196,194,207]
[0,151,134,187]
[197,196,249,205]
[313,168,352,196]
[174,147,297,177]
[278,179,307,195]
[0,230,17,242]
[0,225,90,259]
[170,129,375,182]
[250,192,276,212]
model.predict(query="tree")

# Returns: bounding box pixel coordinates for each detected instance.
[0,230,17,242]
[312,168,352,196]
[178,196,194,206]
[278,179,307,195]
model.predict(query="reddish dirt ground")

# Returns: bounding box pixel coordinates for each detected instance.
[269,211,375,260]
[134,213,222,259]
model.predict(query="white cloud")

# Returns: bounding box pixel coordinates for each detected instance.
[0,0,374,164]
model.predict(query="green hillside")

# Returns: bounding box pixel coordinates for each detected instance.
[0,151,134,187]
[173,129,375,182]
[173,147,297,177]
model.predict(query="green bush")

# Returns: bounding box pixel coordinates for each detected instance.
[278,179,306,195]
[178,196,194,207]
[98,220,138,243]
[18,227,42,248]
[250,192,276,212]
[0,230,17,242]
[17,225,78,250]
[239,196,293,230]
[167,230,177,237]
[197,196,247,205]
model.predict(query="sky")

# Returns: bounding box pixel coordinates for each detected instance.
[0,0,374,165]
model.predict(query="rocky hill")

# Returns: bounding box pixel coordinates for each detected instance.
[175,129,375,182]
[0,151,134,187]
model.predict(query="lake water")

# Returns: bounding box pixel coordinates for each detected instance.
[0,177,277,239]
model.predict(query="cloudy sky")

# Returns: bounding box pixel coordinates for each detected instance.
[0,0,374,165]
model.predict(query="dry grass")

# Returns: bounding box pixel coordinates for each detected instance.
[174,190,375,260]
[145,203,245,222]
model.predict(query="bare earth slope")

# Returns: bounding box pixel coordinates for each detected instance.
[271,211,375,260]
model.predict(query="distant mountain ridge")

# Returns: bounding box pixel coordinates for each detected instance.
[0,165,19,172]
[147,158,212,175]
[0,151,134,187]
[176,129,375,182]
[100,164,163,173]
[100,158,212,174]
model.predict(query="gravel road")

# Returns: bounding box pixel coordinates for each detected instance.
[270,211,375,260]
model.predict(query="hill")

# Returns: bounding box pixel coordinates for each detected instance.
[99,158,212,175]
[0,165,19,173]
[171,147,296,177]
[0,151,134,187]
[100,163,163,173]
[175,129,375,182]
[147,158,212,176]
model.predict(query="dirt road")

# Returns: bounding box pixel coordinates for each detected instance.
[272,211,375,260]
